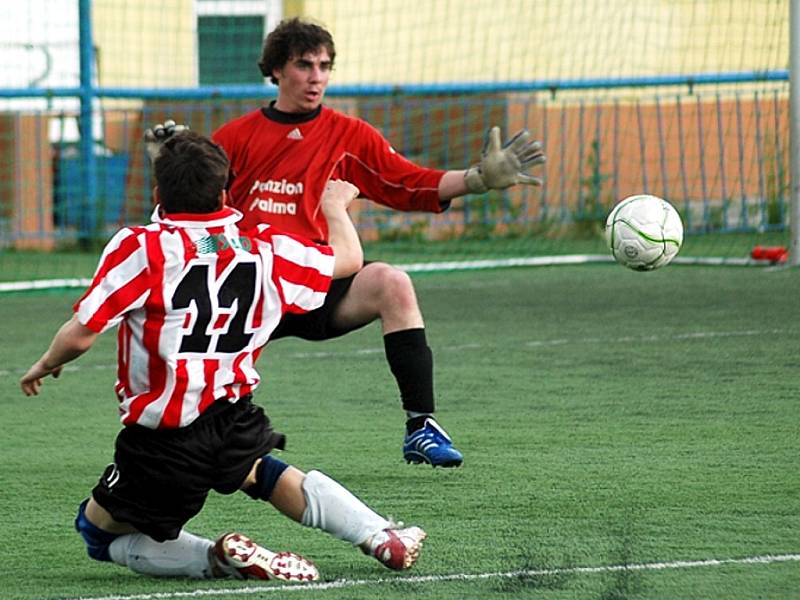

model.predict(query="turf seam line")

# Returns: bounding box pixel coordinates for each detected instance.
[58,553,800,599]
[2,329,790,377]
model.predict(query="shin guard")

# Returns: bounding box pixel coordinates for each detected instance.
[300,470,390,545]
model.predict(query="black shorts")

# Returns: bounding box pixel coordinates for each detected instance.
[91,396,285,542]
[271,270,368,341]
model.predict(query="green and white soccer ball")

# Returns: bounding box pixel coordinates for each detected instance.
[604,194,684,271]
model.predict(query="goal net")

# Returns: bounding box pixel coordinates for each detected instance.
[0,0,791,287]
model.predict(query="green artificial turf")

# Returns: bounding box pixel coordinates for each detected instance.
[1,264,798,599]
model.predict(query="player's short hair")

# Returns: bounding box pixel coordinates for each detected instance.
[258,17,336,85]
[154,131,230,214]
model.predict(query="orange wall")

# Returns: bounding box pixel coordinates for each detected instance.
[0,114,54,249]
[511,93,790,219]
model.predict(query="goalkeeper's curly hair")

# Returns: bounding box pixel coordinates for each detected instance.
[258,17,336,85]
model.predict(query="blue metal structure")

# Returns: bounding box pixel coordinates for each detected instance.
[0,71,789,101]
[78,0,96,238]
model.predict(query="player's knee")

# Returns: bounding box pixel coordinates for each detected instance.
[243,455,290,502]
[366,263,416,305]
[74,499,119,562]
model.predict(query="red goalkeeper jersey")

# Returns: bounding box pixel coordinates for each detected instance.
[212,104,448,241]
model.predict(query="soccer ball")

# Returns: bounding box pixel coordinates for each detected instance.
[604,194,683,271]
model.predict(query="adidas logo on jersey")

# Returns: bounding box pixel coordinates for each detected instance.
[286,128,303,140]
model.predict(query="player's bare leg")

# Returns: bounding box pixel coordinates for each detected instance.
[332,262,463,467]
[331,262,423,333]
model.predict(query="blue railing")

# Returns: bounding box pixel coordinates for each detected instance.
[0,70,789,100]
[77,0,96,240]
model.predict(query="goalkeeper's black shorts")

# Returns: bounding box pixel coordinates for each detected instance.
[270,267,367,341]
[91,395,284,542]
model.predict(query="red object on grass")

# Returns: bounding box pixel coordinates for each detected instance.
[750,246,789,263]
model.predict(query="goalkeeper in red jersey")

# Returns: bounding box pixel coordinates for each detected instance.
[149,18,545,468]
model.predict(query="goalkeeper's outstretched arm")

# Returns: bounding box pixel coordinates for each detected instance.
[438,126,546,201]
[145,120,544,204]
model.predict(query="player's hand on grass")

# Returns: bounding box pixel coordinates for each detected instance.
[321,179,360,212]
[464,126,545,193]
[20,360,62,396]
[144,119,189,163]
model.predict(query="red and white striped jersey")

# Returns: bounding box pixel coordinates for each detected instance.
[74,206,334,430]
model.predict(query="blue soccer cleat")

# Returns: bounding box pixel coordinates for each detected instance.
[403,418,463,467]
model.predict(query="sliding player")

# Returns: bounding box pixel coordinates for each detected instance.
[20,131,426,582]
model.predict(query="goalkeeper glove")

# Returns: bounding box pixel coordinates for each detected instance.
[144,119,189,163]
[464,126,545,194]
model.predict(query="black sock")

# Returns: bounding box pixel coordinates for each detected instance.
[405,414,431,433]
[384,328,435,419]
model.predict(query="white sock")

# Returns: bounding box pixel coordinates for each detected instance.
[300,470,391,546]
[108,530,214,579]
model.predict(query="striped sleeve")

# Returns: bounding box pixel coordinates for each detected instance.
[256,226,334,314]
[74,227,153,333]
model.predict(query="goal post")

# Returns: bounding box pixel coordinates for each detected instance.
[790,0,800,266]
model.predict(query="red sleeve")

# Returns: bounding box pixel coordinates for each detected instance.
[334,119,449,214]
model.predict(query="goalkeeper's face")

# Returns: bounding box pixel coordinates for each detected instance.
[273,48,332,114]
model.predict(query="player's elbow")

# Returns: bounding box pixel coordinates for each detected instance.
[63,316,100,353]
[72,333,97,354]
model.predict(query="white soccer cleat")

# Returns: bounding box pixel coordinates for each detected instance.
[361,526,427,570]
[212,532,319,582]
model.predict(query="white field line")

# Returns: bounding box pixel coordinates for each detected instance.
[523,328,786,347]
[61,553,800,600]
[0,329,788,378]
[0,277,93,292]
[0,253,777,293]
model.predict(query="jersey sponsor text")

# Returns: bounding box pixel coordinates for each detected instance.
[249,178,304,196]
[248,197,298,215]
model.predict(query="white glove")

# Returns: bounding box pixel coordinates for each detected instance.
[144,119,190,163]
[464,126,545,194]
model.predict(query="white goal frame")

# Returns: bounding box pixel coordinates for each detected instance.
[791,0,800,266]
